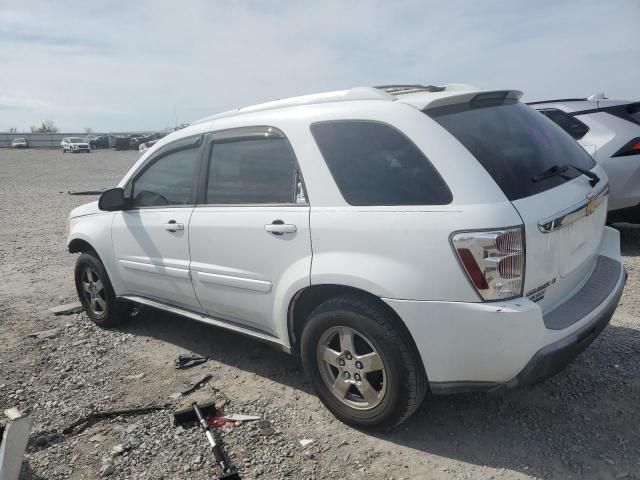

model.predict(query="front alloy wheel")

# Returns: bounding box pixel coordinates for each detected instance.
[80,266,107,316]
[74,252,133,327]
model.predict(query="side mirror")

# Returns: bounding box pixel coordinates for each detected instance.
[98,187,127,211]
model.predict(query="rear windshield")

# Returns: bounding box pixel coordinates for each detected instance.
[427,100,596,201]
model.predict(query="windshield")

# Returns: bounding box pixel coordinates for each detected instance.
[427,100,596,201]
[69,137,85,143]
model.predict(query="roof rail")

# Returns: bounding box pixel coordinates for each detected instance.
[526,98,587,106]
[376,84,446,95]
[192,87,395,124]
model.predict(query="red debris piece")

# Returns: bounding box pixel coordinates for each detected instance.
[206,405,236,429]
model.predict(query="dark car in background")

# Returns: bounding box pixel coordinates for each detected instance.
[89,135,110,149]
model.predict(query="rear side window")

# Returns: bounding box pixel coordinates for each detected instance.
[539,108,589,140]
[206,138,298,204]
[428,101,596,201]
[311,121,452,206]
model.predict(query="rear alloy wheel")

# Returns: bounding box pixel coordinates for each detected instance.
[301,295,427,430]
[74,252,133,327]
[317,326,387,410]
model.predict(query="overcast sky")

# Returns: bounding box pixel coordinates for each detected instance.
[1,0,638,132]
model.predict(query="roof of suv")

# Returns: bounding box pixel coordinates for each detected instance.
[149,84,523,152]
[191,84,523,125]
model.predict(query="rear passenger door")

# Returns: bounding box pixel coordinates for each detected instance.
[189,127,311,337]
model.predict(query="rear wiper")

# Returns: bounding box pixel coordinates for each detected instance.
[532,164,600,187]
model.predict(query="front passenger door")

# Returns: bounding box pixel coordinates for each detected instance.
[111,135,203,311]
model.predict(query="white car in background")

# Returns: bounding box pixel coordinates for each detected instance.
[67,84,625,428]
[138,139,158,154]
[11,138,29,148]
[529,94,640,222]
[61,137,91,153]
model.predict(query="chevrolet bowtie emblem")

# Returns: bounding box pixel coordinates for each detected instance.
[585,196,598,216]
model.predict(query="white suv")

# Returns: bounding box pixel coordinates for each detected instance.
[67,84,626,429]
[61,137,91,153]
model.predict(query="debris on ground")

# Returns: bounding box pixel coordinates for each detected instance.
[111,444,127,456]
[49,302,84,315]
[62,405,167,435]
[99,461,115,477]
[179,373,213,396]
[26,328,61,340]
[175,352,208,369]
[256,420,275,437]
[67,188,107,196]
[88,433,107,443]
[224,414,261,422]
[299,438,314,447]
[0,409,33,480]
[207,406,236,430]
[3,408,22,421]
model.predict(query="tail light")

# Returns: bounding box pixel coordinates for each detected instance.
[612,137,640,157]
[451,226,525,301]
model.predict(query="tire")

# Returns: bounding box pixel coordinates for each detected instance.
[300,295,427,430]
[62,147,66,153]
[74,252,133,327]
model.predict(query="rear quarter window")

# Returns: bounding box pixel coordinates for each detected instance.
[427,101,596,201]
[310,120,452,206]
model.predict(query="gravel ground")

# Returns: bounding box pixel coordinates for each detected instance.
[1,148,639,480]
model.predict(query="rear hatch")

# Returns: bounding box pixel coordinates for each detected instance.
[427,94,608,313]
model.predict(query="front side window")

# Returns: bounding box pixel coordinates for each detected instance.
[311,120,452,206]
[206,137,299,204]
[130,142,200,207]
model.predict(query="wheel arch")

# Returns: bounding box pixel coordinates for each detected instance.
[288,284,427,376]
[68,238,98,255]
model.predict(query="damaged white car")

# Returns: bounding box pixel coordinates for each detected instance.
[67,84,626,429]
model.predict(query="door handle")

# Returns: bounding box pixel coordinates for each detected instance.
[164,221,184,232]
[265,221,297,235]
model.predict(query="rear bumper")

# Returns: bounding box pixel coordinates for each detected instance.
[494,263,625,391]
[384,227,625,393]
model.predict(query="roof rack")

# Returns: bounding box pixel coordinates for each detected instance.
[526,98,587,106]
[376,84,446,95]
[192,87,395,124]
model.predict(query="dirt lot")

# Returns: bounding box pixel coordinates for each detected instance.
[1,148,639,480]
